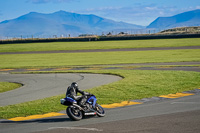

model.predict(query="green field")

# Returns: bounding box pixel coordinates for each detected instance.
[0,49,199,68]
[0,82,22,93]
[0,38,200,119]
[0,38,200,53]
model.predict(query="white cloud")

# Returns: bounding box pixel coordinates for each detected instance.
[78,4,199,26]
[195,6,200,9]
[27,0,77,4]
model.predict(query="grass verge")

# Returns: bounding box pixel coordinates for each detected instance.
[1,69,200,119]
[0,82,22,93]
[0,49,200,69]
[0,38,200,53]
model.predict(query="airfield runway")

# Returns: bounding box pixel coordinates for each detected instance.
[0,46,200,133]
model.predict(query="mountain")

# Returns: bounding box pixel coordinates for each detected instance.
[0,11,144,38]
[147,9,200,30]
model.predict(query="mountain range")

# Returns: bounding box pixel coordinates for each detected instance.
[0,9,200,38]
[0,11,143,38]
[147,9,200,29]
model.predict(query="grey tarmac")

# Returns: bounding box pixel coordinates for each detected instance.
[0,73,122,106]
[1,94,200,133]
[0,46,200,55]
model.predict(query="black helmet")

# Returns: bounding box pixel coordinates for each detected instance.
[71,82,78,88]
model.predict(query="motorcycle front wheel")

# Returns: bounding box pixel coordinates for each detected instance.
[66,106,83,121]
[95,104,105,117]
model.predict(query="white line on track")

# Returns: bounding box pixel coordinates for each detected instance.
[171,102,198,104]
[48,127,103,132]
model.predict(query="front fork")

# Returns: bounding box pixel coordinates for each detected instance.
[92,98,97,109]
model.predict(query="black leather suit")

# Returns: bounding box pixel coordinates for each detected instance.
[66,86,86,106]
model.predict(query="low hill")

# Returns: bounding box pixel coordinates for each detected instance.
[159,26,200,34]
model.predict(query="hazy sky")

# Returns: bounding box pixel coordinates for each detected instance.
[0,0,200,26]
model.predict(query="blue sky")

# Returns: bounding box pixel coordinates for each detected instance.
[0,0,200,26]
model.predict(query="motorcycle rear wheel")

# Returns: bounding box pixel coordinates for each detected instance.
[66,106,83,121]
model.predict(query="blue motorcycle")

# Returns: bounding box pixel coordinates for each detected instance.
[61,94,105,121]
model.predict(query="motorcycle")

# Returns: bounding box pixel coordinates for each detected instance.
[60,94,105,121]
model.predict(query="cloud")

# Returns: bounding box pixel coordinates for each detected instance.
[0,11,2,20]
[78,4,199,26]
[27,0,77,4]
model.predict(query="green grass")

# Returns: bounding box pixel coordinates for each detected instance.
[0,82,22,93]
[0,38,200,53]
[0,70,200,119]
[0,49,200,69]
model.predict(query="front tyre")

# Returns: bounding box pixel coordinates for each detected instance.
[66,106,83,121]
[95,104,105,117]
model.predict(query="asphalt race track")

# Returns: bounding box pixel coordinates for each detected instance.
[0,73,122,106]
[1,91,200,133]
[0,46,200,133]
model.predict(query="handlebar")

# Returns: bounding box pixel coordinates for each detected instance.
[84,92,93,96]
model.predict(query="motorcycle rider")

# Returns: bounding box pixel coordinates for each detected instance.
[66,82,90,107]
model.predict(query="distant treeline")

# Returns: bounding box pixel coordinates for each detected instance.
[1,33,200,44]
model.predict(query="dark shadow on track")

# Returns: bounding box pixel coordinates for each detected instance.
[1,118,71,123]
[0,115,97,124]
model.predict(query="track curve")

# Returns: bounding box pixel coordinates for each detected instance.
[0,73,122,106]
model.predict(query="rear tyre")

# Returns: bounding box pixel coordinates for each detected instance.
[66,106,83,121]
[95,104,105,117]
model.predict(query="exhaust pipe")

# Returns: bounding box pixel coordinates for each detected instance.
[84,112,97,116]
